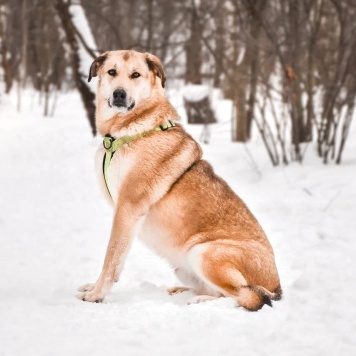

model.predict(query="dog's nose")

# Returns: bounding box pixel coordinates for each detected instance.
[113,89,126,100]
[112,89,127,107]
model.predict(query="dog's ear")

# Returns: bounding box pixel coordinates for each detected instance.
[88,53,107,82]
[145,53,166,88]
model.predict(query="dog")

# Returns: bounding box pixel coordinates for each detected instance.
[76,50,282,311]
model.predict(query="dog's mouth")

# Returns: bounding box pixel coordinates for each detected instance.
[127,102,135,111]
[108,99,135,112]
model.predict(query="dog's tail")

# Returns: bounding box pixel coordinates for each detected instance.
[236,285,282,311]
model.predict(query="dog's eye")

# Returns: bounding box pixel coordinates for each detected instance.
[108,69,116,76]
[131,72,140,79]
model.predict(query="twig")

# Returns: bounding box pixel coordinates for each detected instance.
[323,190,341,212]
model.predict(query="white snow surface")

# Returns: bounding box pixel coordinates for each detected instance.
[1,91,356,356]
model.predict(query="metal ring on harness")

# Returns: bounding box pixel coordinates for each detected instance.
[159,125,169,131]
[103,136,114,149]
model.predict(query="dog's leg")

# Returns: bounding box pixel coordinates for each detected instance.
[186,241,279,311]
[168,267,221,297]
[167,286,191,295]
[188,295,220,304]
[167,267,195,294]
[167,268,193,295]
[76,204,143,303]
[77,283,96,292]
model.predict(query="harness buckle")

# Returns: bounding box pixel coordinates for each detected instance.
[160,121,175,131]
[160,124,169,131]
[103,136,114,150]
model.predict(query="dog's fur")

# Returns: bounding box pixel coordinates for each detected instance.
[76,50,282,311]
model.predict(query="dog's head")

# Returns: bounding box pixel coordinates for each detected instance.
[88,50,166,117]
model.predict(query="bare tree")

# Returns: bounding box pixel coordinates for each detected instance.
[185,0,203,84]
[54,0,97,135]
[1,0,355,164]
[0,1,13,93]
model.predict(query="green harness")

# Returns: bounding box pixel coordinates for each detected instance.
[102,120,176,196]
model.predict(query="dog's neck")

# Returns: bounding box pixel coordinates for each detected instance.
[96,94,178,139]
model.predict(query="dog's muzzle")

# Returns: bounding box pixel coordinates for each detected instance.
[112,89,127,108]
[109,89,135,111]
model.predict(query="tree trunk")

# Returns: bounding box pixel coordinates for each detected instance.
[245,3,264,142]
[0,4,12,93]
[17,0,28,111]
[54,0,96,136]
[233,0,264,142]
[213,1,225,88]
[146,0,154,52]
[234,81,248,142]
[185,0,202,84]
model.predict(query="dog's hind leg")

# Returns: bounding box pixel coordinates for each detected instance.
[188,295,220,304]
[186,241,281,311]
[167,267,222,297]
[167,286,191,295]
[167,268,196,295]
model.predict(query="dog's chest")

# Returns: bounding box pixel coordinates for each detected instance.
[95,146,134,203]
[138,215,186,268]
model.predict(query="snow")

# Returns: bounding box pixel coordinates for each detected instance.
[1,90,356,356]
[182,84,210,102]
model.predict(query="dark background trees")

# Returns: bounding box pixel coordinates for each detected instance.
[0,0,355,165]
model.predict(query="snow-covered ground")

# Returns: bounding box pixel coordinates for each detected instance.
[0,91,355,356]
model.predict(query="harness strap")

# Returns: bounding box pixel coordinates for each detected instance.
[102,120,176,197]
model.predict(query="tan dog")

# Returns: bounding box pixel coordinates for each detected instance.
[76,50,282,311]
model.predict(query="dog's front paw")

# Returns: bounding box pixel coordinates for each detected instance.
[76,283,104,303]
[77,283,96,292]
